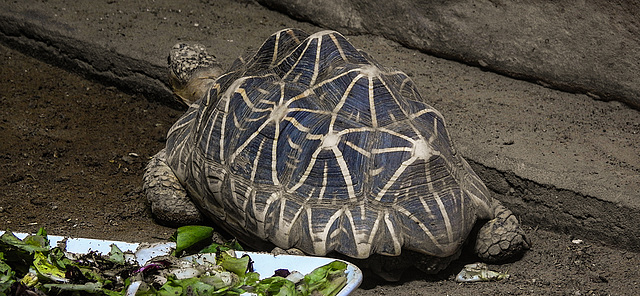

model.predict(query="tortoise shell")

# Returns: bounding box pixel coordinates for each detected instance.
[164,29,495,263]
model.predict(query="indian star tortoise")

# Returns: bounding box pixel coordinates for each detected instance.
[143,28,529,281]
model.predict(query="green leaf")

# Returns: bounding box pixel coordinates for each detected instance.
[0,252,16,293]
[255,276,296,296]
[240,271,260,287]
[157,277,211,296]
[43,281,126,296]
[20,270,39,287]
[0,229,51,277]
[33,251,66,282]
[36,227,48,239]
[48,247,72,270]
[171,226,215,256]
[107,244,126,265]
[157,284,183,296]
[217,252,250,276]
[297,261,348,296]
[189,278,226,294]
[200,271,239,289]
[43,281,104,293]
[199,239,244,254]
[199,242,226,254]
[226,240,244,252]
[23,235,49,251]
[0,231,49,254]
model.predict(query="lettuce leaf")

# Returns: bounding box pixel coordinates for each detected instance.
[171,225,215,256]
[0,252,16,293]
[297,261,348,296]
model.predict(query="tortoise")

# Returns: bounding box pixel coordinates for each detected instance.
[143,28,529,280]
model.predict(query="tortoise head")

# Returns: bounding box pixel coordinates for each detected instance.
[168,43,224,105]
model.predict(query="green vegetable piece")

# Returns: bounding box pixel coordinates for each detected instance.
[171,225,215,256]
[0,231,49,254]
[25,234,48,250]
[43,282,123,296]
[314,272,347,296]
[255,276,296,296]
[20,270,39,287]
[36,227,47,239]
[200,271,238,289]
[43,282,104,293]
[199,242,227,254]
[240,271,260,287]
[217,252,250,276]
[33,251,67,282]
[0,229,51,276]
[199,239,244,253]
[157,277,217,296]
[454,262,510,282]
[48,247,72,271]
[156,282,184,296]
[107,244,126,265]
[188,280,220,295]
[298,261,348,296]
[0,264,16,295]
[227,240,244,252]
[0,253,16,293]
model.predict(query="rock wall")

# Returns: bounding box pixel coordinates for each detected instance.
[258,0,640,109]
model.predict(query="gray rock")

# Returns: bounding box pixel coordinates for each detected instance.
[258,0,640,110]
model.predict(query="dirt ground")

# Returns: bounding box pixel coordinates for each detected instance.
[1,42,638,296]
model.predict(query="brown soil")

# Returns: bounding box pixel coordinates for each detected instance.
[1,44,638,295]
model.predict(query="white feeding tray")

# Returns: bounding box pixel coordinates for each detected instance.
[0,231,363,296]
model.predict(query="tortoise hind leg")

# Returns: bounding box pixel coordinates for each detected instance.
[143,148,204,226]
[474,204,530,262]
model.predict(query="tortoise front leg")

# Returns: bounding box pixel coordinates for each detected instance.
[143,148,204,226]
